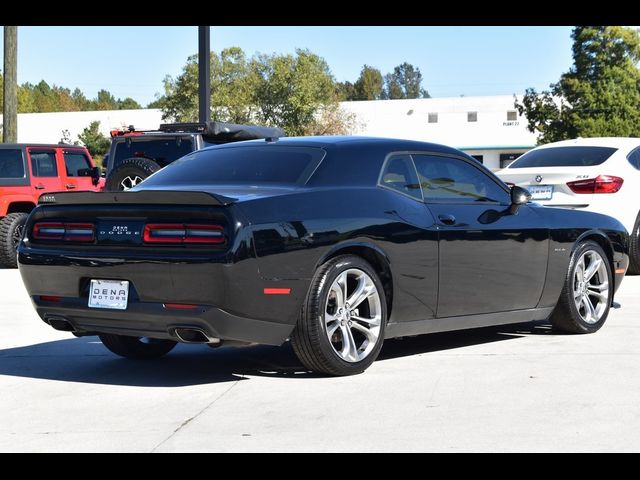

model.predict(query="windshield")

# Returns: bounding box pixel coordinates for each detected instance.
[140,145,325,186]
[508,146,617,168]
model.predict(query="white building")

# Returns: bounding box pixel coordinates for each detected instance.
[1,95,537,170]
[342,95,537,170]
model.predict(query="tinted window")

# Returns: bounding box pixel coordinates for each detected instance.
[628,147,640,170]
[113,137,194,168]
[0,149,25,178]
[413,154,509,204]
[63,151,91,176]
[508,146,617,168]
[30,151,58,177]
[140,146,325,186]
[378,154,422,200]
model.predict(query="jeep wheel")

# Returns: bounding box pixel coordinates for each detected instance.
[105,157,161,191]
[0,212,29,268]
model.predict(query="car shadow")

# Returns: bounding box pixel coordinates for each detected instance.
[0,321,554,386]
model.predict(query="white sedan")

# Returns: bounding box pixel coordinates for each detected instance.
[497,137,640,273]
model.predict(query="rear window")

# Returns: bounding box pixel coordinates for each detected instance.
[508,146,617,168]
[112,137,194,169]
[140,146,325,186]
[0,149,25,178]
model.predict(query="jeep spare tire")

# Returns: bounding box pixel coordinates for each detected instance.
[105,157,161,191]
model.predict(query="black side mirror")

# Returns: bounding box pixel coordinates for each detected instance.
[509,186,531,214]
[511,185,531,205]
[90,166,101,185]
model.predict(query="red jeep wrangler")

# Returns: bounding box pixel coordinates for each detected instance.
[0,144,103,268]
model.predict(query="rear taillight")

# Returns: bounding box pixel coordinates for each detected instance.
[567,175,624,194]
[143,224,224,244]
[32,222,95,242]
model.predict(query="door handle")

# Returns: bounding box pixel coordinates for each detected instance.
[438,214,456,226]
[34,184,45,190]
[66,184,77,189]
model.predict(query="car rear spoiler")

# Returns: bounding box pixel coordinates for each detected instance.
[37,190,235,206]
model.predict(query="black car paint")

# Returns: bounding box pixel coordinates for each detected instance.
[18,137,629,346]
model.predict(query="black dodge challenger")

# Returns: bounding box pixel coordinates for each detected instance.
[18,137,629,375]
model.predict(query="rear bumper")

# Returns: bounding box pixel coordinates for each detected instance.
[33,297,293,345]
[18,248,309,346]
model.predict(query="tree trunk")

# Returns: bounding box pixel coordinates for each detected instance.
[3,26,18,143]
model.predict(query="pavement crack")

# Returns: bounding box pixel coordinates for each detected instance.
[150,378,243,452]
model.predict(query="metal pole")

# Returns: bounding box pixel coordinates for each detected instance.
[3,26,18,143]
[198,26,211,124]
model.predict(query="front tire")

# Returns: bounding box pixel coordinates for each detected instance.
[551,240,612,334]
[99,334,177,359]
[291,255,387,376]
[0,212,28,268]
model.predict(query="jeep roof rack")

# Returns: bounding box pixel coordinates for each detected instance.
[160,121,284,141]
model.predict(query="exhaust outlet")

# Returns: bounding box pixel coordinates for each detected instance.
[46,316,76,332]
[173,327,221,344]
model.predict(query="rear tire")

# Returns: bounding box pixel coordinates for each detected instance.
[0,212,28,268]
[551,240,612,334]
[627,212,640,274]
[105,157,161,191]
[290,255,387,376]
[99,334,177,359]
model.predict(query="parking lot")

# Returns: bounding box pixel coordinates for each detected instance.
[0,267,638,452]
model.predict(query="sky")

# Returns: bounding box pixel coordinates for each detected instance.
[0,26,575,106]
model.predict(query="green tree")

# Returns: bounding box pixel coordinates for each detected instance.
[158,47,339,136]
[92,89,117,110]
[517,26,640,144]
[77,120,110,161]
[117,97,142,109]
[382,62,430,99]
[353,65,384,100]
[335,80,356,101]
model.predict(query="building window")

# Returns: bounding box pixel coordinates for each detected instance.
[467,111,477,122]
[507,110,518,121]
[471,155,483,164]
[428,112,438,123]
[500,152,523,168]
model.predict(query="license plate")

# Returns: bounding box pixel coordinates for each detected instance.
[528,185,553,200]
[88,279,129,310]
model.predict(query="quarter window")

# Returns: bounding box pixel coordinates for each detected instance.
[30,151,58,177]
[627,147,640,170]
[0,149,25,178]
[379,154,422,200]
[412,154,509,204]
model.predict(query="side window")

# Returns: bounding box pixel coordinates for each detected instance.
[378,154,422,200]
[628,147,640,170]
[63,151,91,176]
[30,151,58,177]
[0,149,25,178]
[412,154,510,204]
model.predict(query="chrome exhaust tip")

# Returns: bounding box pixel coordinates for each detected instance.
[173,327,221,344]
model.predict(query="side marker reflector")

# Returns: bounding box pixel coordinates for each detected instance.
[263,288,291,295]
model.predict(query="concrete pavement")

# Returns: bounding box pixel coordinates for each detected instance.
[1,267,639,452]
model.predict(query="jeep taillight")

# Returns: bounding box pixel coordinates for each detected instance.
[32,222,95,242]
[143,224,225,244]
[567,175,624,194]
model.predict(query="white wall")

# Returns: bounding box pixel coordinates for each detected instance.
[0,109,163,145]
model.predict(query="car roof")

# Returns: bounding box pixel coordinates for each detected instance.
[0,143,86,149]
[533,137,640,150]
[203,135,467,156]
